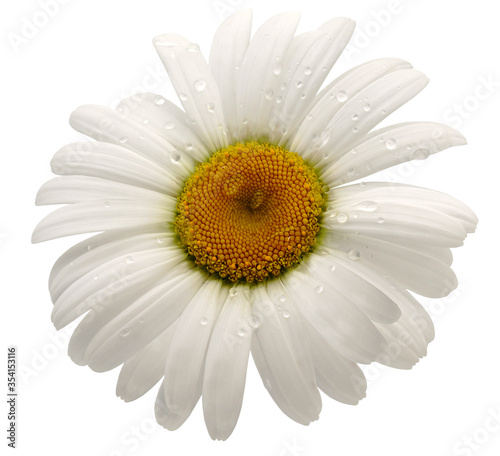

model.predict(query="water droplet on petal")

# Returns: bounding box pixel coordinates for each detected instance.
[356,201,378,212]
[329,264,336,272]
[93,274,99,281]
[363,103,371,112]
[230,288,238,297]
[185,143,193,151]
[304,66,312,75]
[120,327,131,337]
[125,255,134,264]
[295,80,303,88]
[237,328,247,337]
[119,136,128,143]
[412,148,430,160]
[249,316,260,328]
[385,138,397,150]
[104,201,110,208]
[276,95,283,103]
[315,285,323,294]
[272,63,283,75]
[194,79,207,92]
[377,217,385,224]
[336,90,347,102]
[186,43,200,53]
[164,121,175,130]
[200,317,208,326]
[282,310,291,319]
[351,113,359,121]
[348,249,361,260]
[179,93,188,101]
[206,103,215,112]
[264,88,274,100]
[157,236,167,244]
[170,151,181,163]
[352,126,359,133]
[337,213,348,223]
[306,114,313,121]
[154,96,165,106]
[279,295,287,302]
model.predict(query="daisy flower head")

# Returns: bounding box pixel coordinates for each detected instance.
[33,10,477,441]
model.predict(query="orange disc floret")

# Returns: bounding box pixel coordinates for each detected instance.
[174,141,325,283]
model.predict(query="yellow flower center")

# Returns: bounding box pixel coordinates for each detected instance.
[174,141,325,283]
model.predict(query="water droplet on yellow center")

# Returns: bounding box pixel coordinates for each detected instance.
[174,141,325,283]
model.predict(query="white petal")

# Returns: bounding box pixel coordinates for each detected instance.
[202,287,252,440]
[116,93,210,162]
[250,283,321,424]
[50,142,178,195]
[303,320,367,404]
[305,252,401,324]
[271,18,355,145]
[161,279,226,430]
[324,193,468,248]
[35,176,175,207]
[153,33,227,151]
[325,233,458,298]
[55,247,183,330]
[69,105,191,181]
[85,268,206,372]
[209,9,252,144]
[280,270,387,363]
[236,12,301,139]
[116,323,177,402]
[50,230,175,302]
[330,182,478,234]
[32,199,171,243]
[323,122,466,184]
[290,58,412,157]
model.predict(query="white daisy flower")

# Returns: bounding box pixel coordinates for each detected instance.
[32,10,477,440]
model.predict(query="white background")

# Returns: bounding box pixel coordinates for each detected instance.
[1,0,499,455]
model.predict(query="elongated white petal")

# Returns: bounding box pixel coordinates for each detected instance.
[272,17,355,145]
[54,248,181,330]
[161,279,226,430]
[236,12,301,139]
[154,33,227,151]
[50,142,178,195]
[331,182,478,234]
[251,284,321,424]
[85,268,206,372]
[290,58,412,156]
[209,9,252,144]
[116,93,210,162]
[202,288,252,440]
[32,199,171,243]
[67,249,189,365]
[303,320,367,404]
[50,231,175,302]
[280,271,387,363]
[325,233,458,298]
[323,122,466,185]
[116,323,177,402]
[69,105,191,181]
[35,176,175,207]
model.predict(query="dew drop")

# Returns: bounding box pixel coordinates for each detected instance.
[194,79,207,92]
[306,114,313,121]
[336,90,347,102]
[157,236,166,244]
[237,328,247,337]
[272,63,283,75]
[352,126,359,133]
[154,96,165,106]
[412,148,430,160]
[295,80,303,88]
[363,103,371,112]
[200,317,208,326]
[359,181,366,188]
[87,245,92,251]
[170,151,181,163]
[276,95,283,103]
[120,327,131,337]
[385,138,397,150]
[348,249,361,260]
[337,213,348,223]
[282,310,291,319]
[206,102,215,112]
[351,113,359,121]
[185,143,193,151]
[104,201,110,208]
[329,264,336,272]
[179,92,188,101]
[356,201,378,212]
[249,316,261,328]
[93,274,99,281]
[118,136,128,143]
[164,121,175,130]
[377,217,385,224]
[264,88,274,100]
[186,43,200,53]
[280,82,287,91]
[125,255,134,264]
[315,285,323,294]
[230,288,238,297]
[279,295,287,302]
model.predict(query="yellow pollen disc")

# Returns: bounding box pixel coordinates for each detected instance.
[174,141,325,283]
